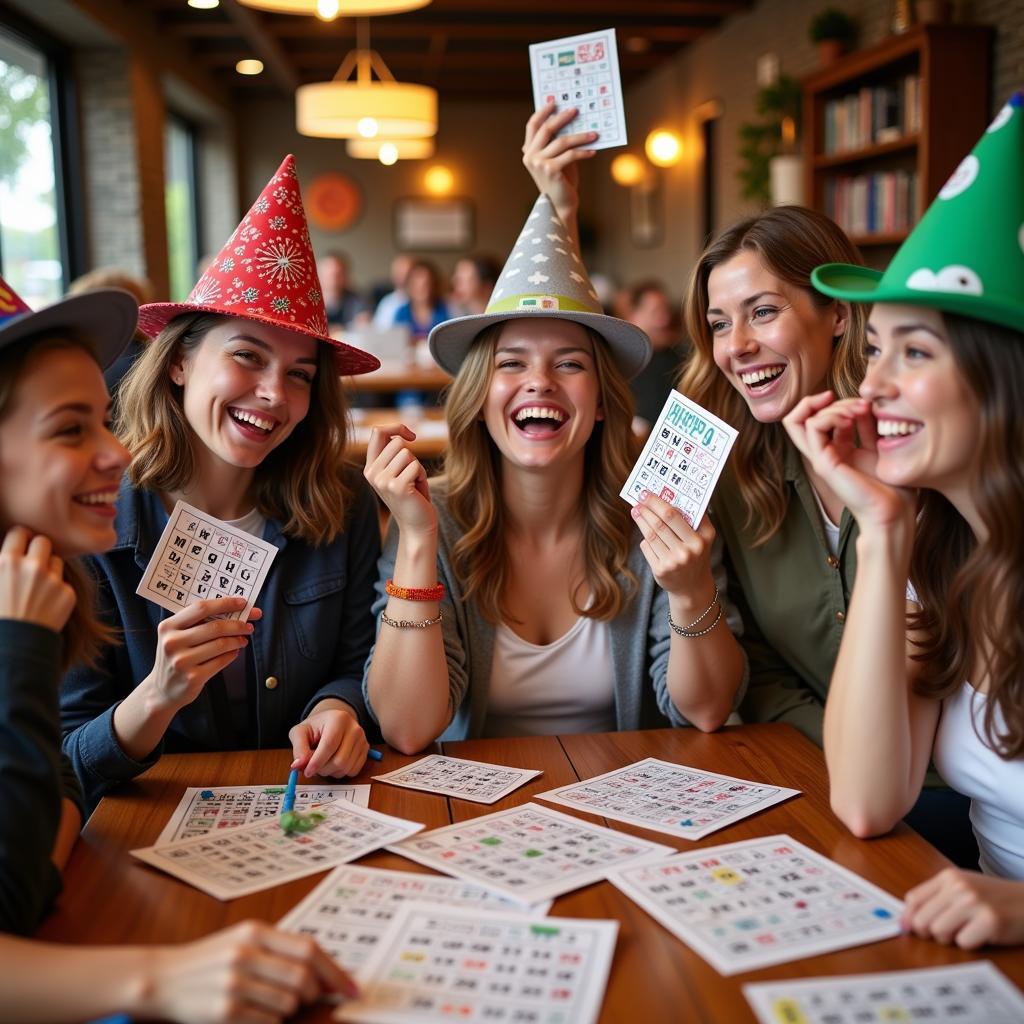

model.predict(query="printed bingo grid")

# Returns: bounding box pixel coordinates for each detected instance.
[743,962,1024,1024]
[136,499,277,620]
[620,389,738,527]
[373,755,542,804]
[387,803,674,904]
[279,865,552,970]
[529,29,627,150]
[156,784,372,844]
[132,800,423,901]
[536,759,800,841]
[607,834,904,976]
[337,903,618,1024]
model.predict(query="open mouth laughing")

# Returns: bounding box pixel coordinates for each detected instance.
[511,404,569,438]
[739,364,786,392]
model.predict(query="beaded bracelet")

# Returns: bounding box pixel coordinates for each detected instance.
[676,586,719,631]
[381,610,443,630]
[668,602,723,639]
[385,579,445,602]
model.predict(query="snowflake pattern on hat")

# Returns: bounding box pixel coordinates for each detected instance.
[137,155,378,375]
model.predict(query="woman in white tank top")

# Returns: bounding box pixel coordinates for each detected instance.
[784,94,1024,951]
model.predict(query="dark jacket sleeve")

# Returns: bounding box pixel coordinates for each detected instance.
[299,473,382,737]
[0,620,65,934]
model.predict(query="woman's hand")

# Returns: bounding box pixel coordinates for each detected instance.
[784,391,915,531]
[903,868,1024,949]
[0,527,76,633]
[364,424,436,538]
[145,597,258,713]
[522,102,598,226]
[290,699,369,778]
[631,491,717,603]
[145,920,358,1023]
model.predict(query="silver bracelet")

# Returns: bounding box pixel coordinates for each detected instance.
[668,602,723,639]
[676,586,720,631]
[381,610,443,630]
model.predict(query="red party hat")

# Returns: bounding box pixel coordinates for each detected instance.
[138,155,379,375]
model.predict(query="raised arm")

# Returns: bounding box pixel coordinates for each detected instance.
[785,392,938,836]
[363,426,454,752]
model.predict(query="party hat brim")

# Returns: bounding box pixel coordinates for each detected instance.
[428,309,652,380]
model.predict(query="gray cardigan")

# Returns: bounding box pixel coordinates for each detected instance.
[362,480,745,740]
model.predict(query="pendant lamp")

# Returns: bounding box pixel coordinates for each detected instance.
[237,0,430,16]
[346,137,436,162]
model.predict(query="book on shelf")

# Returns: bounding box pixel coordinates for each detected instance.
[823,169,918,237]
[822,73,920,155]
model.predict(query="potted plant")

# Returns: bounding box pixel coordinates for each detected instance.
[809,7,857,65]
[737,75,803,207]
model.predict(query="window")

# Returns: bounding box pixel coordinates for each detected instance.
[165,115,200,301]
[0,26,65,304]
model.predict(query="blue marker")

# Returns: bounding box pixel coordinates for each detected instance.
[367,748,383,762]
[282,767,299,814]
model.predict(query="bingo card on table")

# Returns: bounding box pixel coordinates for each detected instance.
[132,800,423,901]
[743,962,1024,1024]
[157,784,372,844]
[529,28,627,151]
[373,754,541,804]
[387,802,674,904]
[536,758,800,841]
[279,865,552,969]
[620,389,738,527]
[335,902,618,1024]
[136,499,276,620]
[607,834,904,975]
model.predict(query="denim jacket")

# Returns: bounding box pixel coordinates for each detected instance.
[61,470,380,810]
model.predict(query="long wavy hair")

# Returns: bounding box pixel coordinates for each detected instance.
[0,335,117,669]
[117,313,351,545]
[443,321,639,623]
[908,312,1024,759]
[679,206,867,544]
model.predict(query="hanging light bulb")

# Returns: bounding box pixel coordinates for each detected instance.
[346,136,435,161]
[357,117,379,138]
[316,0,340,19]
[378,144,399,166]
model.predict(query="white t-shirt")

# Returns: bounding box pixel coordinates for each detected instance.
[809,483,840,558]
[933,681,1024,879]
[483,615,616,737]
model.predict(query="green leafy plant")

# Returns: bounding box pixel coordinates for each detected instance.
[808,7,857,46]
[737,76,802,205]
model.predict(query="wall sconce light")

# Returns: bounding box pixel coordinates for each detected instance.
[423,164,455,195]
[235,59,265,76]
[645,129,683,168]
[610,153,649,187]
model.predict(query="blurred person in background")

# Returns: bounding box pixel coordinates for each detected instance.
[318,251,368,329]
[626,280,689,433]
[449,254,501,317]
[393,260,451,341]
[372,253,415,329]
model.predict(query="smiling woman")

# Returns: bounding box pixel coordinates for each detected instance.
[59,156,386,812]
[362,192,748,753]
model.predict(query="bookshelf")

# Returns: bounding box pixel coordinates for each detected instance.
[802,24,991,265]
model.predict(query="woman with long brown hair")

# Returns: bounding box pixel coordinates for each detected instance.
[362,194,746,752]
[0,275,358,1020]
[60,157,383,810]
[786,95,1024,948]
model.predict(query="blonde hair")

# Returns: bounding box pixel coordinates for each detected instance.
[0,335,117,669]
[117,313,352,546]
[443,321,639,623]
[679,206,866,544]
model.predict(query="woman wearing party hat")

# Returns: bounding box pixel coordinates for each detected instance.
[363,194,747,752]
[785,93,1024,948]
[60,156,383,810]
[0,276,358,1020]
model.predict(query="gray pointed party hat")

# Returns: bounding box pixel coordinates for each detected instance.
[813,92,1024,332]
[428,194,651,378]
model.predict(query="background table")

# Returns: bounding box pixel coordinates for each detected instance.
[38,726,1024,1022]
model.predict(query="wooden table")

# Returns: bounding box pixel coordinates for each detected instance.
[347,407,448,462]
[38,726,1024,1022]
[344,363,451,395]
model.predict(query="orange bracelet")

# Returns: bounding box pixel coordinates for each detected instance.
[385,579,445,602]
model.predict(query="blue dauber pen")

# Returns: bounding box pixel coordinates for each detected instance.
[367,748,383,762]
[282,767,299,813]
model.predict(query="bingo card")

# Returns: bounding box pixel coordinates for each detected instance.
[388,802,674,904]
[607,834,904,975]
[157,784,372,844]
[529,28,627,151]
[279,865,553,969]
[536,758,800,841]
[136,499,276,619]
[335,902,618,1024]
[620,389,739,527]
[373,755,541,804]
[743,962,1024,1024]
[132,800,423,901]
